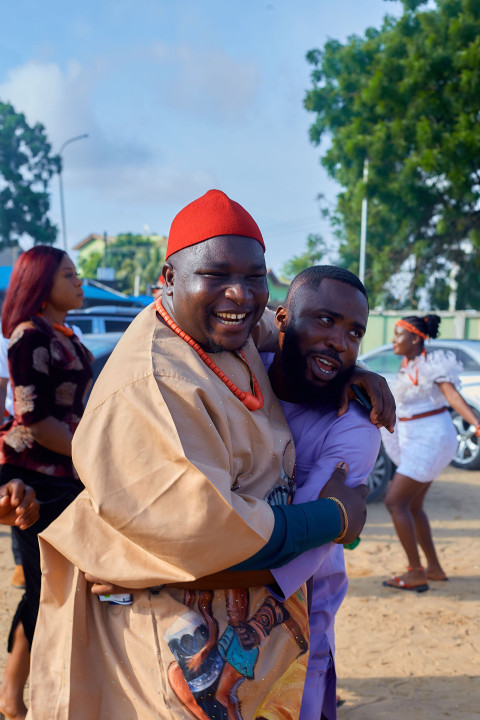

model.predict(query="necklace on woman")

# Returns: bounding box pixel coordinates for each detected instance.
[402,350,426,385]
[155,297,264,412]
[36,312,74,338]
[53,323,74,337]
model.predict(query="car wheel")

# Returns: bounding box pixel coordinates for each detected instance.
[450,409,480,470]
[366,443,394,503]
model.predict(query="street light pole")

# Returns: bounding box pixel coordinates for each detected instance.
[359,158,369,285]
[58,134,89,251]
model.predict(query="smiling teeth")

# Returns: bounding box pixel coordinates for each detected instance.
[316,357,336,374]
[215,312,246,324]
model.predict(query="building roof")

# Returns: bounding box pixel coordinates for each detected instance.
[72,233,168,252]
[72,234,115,251]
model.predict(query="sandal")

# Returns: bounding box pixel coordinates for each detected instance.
[382,577,429,592]
[383,566,429,593]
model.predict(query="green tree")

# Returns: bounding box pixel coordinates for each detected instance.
[79,250,104,279]
[280,234,328,281]
[79,234,167,295]
[305,0,480,308]
[0,101,60,247]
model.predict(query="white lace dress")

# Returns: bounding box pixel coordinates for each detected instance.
[381,350,461,483]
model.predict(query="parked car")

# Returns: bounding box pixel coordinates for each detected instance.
[360,339,480,501]
[82,332,124,382]
[67,305,143,335]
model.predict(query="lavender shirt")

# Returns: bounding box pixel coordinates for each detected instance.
[266,370,380,718]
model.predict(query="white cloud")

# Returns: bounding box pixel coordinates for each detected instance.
[0,60,93,148]
[0,54,257,247]
[0,60,154,179]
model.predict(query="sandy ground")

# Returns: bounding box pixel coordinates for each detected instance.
[336,466,480,720]
[0,466,478,718]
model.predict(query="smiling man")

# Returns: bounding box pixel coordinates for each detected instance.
[157,266,381,720]
[265,266,381,720]
[27,191,391,720]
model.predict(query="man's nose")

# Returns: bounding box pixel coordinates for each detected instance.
[326,328,347,352]
[224,281,251,303]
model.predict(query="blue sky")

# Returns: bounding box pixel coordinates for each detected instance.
[1,0,402,273]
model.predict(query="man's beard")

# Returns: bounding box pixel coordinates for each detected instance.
[281,324,356,408]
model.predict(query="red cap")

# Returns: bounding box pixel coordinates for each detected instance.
[166,189,265,259]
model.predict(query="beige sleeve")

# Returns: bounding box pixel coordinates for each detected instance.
[251,308,279,352]
[64,372,274,586]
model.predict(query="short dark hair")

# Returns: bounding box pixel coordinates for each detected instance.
[285,265,368,310]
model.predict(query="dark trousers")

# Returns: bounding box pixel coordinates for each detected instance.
[0,464,82,650]
[11,527,22,565]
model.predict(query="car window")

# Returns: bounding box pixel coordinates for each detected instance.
[433,345,480,371]
[71,318,93,334]
[364,350,401,374]
[104,319,133,332]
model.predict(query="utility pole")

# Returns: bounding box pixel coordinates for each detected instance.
[103,231,108,267]
[359,158,369,285]
[58,134,89,251]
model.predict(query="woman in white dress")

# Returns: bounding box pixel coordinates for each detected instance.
[382,314,480,592]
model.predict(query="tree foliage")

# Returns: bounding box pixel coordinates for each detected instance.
[280,234,328,281]
[78,234,167,295]
[305,0,480,308]
[0,101,59,248]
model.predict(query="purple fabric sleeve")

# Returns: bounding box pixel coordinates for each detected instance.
[271,404,381,600]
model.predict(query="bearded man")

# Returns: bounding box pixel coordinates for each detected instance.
[265,265,381,720]
[27,191,392,720]
[147,265,381,720]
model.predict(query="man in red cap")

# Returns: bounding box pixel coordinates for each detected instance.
[27,190,393,720]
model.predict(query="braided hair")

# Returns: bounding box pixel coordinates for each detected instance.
[401,314,441,341]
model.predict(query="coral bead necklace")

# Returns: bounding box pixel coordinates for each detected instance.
[53,323,74,337]
[402,350,426,385]
[36,312,74,337]
[155,297,264,412]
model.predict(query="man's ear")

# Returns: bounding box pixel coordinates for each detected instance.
[163,263,174,295]
[274,305,288,333]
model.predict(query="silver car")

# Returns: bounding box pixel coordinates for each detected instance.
[359,339,480,500]
[67,305,143,334]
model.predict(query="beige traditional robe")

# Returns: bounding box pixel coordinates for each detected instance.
[28,305,309,720]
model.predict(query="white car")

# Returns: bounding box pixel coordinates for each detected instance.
[359,339,480,501]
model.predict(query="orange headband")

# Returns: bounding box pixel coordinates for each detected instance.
[395,319,427,340]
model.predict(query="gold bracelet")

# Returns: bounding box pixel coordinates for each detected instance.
[327,497,349,543]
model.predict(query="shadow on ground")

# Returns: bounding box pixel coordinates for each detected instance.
[338,674,480,719]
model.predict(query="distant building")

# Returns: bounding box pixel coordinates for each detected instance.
[72,233,115,262]
[72,233,168,269]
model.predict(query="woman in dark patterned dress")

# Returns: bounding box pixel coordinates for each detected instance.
[0,246,92,720]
